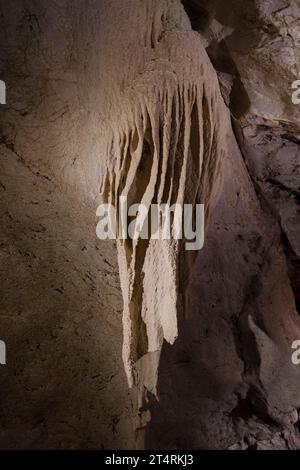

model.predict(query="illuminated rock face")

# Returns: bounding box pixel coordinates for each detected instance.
[0,0,300,451]
[98,0,226,394]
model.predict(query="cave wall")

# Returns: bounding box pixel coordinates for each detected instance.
[0,0,138,449]
[0,0,300,450]
[147,0,300,450]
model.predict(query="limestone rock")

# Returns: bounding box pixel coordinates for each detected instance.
[0,0,300,450]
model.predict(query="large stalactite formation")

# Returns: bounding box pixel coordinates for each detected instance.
[99,1,226,395]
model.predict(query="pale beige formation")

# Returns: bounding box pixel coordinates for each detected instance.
[98,0,226,392]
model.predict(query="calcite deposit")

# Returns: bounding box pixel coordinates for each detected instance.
[99,1,226,394]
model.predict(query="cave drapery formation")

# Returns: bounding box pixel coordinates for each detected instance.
[0,0,300,451]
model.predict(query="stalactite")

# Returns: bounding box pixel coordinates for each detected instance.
[99,0,227,393]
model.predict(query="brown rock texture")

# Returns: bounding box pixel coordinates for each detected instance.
[0,0,299,450]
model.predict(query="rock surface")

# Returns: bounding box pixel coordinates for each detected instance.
[147,0,300,449]
[0,0,299,450]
